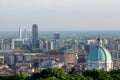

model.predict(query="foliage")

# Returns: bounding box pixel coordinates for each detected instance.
[1,68,120,80]
[31,48,43,53]
[82,50,87,55]
[21,44,31,53]
[48,49,64,54]
[33,58,39,67]
[82,70,112,80]
[0,73,28,80]
[55,68,66,80]
[68,67,78,75]
[31,68,66,80]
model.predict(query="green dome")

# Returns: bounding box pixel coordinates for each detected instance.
[88,47,112,62]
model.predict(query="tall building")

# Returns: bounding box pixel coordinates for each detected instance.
[48,40,54,50]
[54,32,60,48]
[40,39,48,51]
[32,24,38,40]
[71,40,79,53]
[24,28,27,39]
[32,24,39,48]
[19,27,23,39]
[0,39,3,50]
[59,40,65,48]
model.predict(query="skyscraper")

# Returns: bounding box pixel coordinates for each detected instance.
[19,27,22,39]
[24,28,27,39]
[32,24,39,48]
[32,24,38,40]
[54,32,60,48]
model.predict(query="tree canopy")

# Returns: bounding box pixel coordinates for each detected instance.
[0,68,120,80]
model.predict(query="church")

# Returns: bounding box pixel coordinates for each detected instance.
[86,38,113,71]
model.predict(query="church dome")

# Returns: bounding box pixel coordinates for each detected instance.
[88,46,112,62]
[86,37,113,71]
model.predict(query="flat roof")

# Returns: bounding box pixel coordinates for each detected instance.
[0,50,13,53]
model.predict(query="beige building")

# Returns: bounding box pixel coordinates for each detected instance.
[64,49,77,71]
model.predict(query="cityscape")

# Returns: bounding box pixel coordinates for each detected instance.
[0,25,120,79]
[1,0,120,80]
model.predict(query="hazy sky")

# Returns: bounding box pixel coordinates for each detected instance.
[0,0,120,31]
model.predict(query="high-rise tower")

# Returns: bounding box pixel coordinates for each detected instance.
[32,24,38,40]
[32,24,39,48]
[19,27,22,39]
[54,32,60,48]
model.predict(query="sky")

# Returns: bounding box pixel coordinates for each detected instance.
[0,0,120,31]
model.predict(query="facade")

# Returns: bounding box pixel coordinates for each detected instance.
[86,38,113,71]
[54,32,60,48]
[0,50,13,63]
[32,24,39,48]
[110,50,120,69]
[64,49,77,65]
[86,39,95,45]
[19,27,23,39]
[84,40,96,54]
[71,40,79,53]
[0,39,11,50]
[0,39,3,50]
[48,40,54,50]
[9,53,35,65]
[12,39,24,49]
[40,39,48,51]
[59,40,65,48]
[32,24,38,40]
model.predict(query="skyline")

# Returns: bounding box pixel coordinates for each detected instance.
[0,0,120,31]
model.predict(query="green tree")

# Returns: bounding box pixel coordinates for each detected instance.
[31,48,43,53]
[43,76,58,80]
[68,67,78,75]
[55,68,66,80]
[31,68,57,80]
[33,58,39,67]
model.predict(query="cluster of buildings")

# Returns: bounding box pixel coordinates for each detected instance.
[0,24,120,75]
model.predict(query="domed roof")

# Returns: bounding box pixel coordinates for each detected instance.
[87,46,112,62]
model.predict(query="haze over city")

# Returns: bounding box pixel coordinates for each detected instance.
[0,0,120,31]
[1,0,120,79]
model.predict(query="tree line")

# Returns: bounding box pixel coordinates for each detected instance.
[1,68,120,80]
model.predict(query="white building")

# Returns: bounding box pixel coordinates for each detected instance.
[12,39,24,49]
[19,27,23,39]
